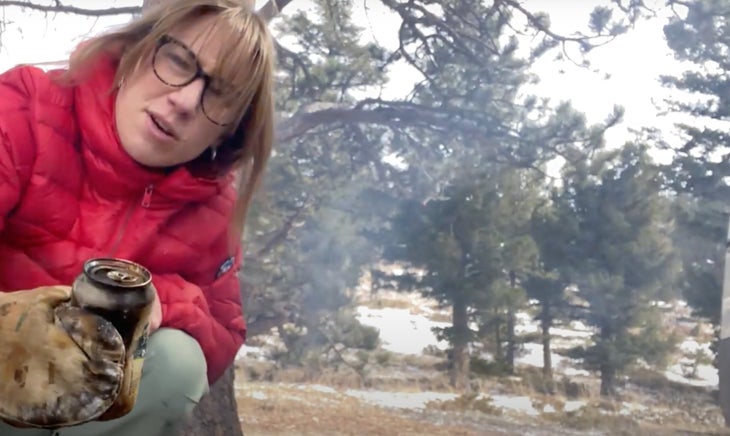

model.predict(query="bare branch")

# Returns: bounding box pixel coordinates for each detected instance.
[501,0,616,45]
[276,102,483,144]
[277,99,523,146]
[0,0,140,16]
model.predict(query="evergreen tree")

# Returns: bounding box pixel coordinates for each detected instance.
[243,0,388,341]
[380,165,543,388]
[555,144,680,395]
[659,0,730,325]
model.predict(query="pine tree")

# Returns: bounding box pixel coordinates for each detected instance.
[554,144,679,395]
[659,0,730,327]
[659,1,730,421]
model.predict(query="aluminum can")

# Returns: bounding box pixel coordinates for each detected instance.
[71,258,154,420]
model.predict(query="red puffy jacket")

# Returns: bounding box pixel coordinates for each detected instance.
[0,56,246,384]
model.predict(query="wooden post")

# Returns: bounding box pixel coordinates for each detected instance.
[720,213,730,426]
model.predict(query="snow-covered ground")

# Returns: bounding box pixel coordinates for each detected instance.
[353,292,719,388]
[664,338,718,387]
[355,306,451,355]
[237,290,719,419]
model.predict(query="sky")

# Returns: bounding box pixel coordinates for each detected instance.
[522,1,691,157]
[333,0,691,159]
[0,0,693,158]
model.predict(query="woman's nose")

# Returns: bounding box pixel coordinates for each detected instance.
[167,78,205,115]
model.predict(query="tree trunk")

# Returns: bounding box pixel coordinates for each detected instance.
[178,366,244,436]
[599,361,615,397]
[450,296,470,390]
[505,308,516,374]
[505,271,517,375]
[598,325,615,396]
[540,301,554,392]
[494,312,503,362]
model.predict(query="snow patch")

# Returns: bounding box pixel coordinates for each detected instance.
[486,394,540,416]
[564,400,587,412]
[250,390,267,400]
[356,306,450,355]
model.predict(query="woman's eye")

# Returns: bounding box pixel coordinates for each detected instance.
[167,52,194,71]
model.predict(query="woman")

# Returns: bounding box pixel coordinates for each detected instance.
[0,0,275,434]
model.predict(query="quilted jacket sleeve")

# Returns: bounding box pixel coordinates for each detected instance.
[0,66,40,231]
[153,247,246,385]
[0,133,23,232]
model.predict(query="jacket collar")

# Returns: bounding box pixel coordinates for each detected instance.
[72,55,229,206]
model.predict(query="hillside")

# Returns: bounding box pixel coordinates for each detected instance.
[235,289,728,435]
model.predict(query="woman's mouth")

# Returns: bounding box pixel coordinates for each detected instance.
[149,113,176,139]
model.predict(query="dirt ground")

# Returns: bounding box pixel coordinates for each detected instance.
[236,380,730,436]
[237,382,481,436]
[236,291,730,435]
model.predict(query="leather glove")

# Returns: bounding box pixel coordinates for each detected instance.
[0,286,125,428]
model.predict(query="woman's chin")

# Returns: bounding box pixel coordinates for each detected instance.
[124,148,177,170]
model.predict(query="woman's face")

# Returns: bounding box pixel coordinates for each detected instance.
[115,15,233,168]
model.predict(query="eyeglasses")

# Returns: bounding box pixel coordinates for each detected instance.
[152,34,234,126]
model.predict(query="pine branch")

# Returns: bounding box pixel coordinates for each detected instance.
[501,0,610,44]
[315,323,367,380]
[0,1,140,16]
[277,99,516,145]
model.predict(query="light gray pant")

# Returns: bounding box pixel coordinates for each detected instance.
[0,328,209,436]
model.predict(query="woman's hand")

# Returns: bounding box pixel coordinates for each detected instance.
[148,290,162,333]
[0,286,125,427]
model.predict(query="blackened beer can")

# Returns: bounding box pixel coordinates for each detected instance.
[71,258,155,420]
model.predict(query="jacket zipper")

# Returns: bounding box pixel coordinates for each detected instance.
[108,184,154,257]
[141,184,154,208]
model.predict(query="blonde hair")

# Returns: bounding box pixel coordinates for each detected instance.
[66,0,275,242]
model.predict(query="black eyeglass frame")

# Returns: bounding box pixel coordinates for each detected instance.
[152,34,231,126]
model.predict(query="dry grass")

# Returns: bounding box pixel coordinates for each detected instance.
[239,353,453,393]
[237,382,485,436]
[235,376,730,436]
[235,314,728,435]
